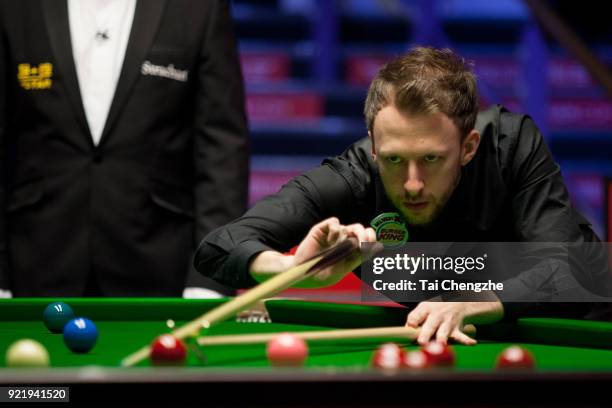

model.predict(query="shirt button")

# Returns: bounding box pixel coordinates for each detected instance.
[93,153,103,164]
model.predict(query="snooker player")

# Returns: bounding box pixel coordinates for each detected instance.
[195,47,610,345]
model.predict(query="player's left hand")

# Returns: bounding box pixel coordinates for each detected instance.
[406,298,504,346]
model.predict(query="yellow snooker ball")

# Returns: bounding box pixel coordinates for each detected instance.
[6,339,50,367]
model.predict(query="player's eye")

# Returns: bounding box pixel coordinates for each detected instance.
[424,155,439,163]
[386,155,402,164]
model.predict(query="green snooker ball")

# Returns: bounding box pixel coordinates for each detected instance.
[43,302,75,333]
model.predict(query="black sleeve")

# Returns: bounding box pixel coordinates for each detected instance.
[509,117,581,243]
[192,0,249,244]
[498,114,605,319]
[194,161,359,289]
[0,7,10,290]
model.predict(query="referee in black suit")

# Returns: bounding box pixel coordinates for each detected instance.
[0,0,249,296]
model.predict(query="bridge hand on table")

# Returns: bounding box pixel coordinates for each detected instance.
[406,299,504,346]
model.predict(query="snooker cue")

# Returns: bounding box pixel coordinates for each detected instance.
[196,324,477,346]
[121,238,362,367]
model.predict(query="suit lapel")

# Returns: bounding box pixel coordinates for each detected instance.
[100,0,166,145]
[42,0,92,144]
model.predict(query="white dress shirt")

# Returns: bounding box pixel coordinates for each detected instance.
[68,0,137,145]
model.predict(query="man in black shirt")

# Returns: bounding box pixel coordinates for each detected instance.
[195,47,609,345]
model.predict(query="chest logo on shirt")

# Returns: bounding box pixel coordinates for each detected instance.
[141,61,188,82]
[17,63,53,90]
[370,212,409,247]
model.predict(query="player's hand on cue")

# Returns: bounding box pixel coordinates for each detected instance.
[292,217,376,286]
[249,217,376,288]
[406,297,504,346]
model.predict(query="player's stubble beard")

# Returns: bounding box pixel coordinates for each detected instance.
[384,166,462,228]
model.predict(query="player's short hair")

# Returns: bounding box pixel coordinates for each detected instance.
[364,47,478,139]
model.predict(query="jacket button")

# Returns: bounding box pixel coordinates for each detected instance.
[93,153,103,164]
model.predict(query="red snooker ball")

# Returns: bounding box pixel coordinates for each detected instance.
[421,341,455,367]
[371,343,406,371]
[150,334,187,366]
[402,350,432,369]
[495,346,535,370]
[266,333,308,367]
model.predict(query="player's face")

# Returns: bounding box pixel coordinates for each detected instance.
[371,105,479,226]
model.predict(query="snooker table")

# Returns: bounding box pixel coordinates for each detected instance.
[2,298,612,407]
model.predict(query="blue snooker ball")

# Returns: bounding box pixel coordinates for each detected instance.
[43,301,75,333]
[63,317,98,353]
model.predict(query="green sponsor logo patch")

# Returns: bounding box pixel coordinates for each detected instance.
[371,212,409,247]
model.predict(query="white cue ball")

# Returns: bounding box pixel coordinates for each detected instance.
[6,339,50,367]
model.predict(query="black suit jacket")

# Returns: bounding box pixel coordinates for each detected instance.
[0,0,249,295]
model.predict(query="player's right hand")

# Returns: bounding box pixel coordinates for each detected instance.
[291,217,376,287]
[249,217,377,288]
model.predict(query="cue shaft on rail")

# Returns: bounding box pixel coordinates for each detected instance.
[196,324,477,346]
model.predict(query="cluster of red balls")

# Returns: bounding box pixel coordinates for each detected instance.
[371,342,535,371]
[148,333,536,371]
[370,341,454,371]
